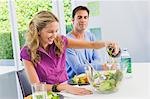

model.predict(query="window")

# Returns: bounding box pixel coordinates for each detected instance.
[63,0,73,33]
[0,0,14,66]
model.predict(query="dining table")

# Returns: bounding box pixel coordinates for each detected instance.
[25,63,150,99]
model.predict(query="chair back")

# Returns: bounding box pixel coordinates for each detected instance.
[0,71,18,99]
[17,69,32,97]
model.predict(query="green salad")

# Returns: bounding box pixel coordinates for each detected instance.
[29,92,60,99]
[91,70,123,93]
[47,92,60,99]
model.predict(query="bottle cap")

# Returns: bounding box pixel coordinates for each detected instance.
[122,48,128,51]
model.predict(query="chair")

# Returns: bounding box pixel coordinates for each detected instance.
[0,71,18,99]
[16,69,32,97]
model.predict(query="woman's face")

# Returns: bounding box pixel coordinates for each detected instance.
[39,21,59,46]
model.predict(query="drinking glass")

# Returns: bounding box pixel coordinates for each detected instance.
[31,82,47,99]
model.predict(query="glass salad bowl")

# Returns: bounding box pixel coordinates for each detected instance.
[85,61,123,94]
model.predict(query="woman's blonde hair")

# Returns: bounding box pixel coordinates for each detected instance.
[25,11,64,63]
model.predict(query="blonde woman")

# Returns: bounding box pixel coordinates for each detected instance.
[20,11,120,95]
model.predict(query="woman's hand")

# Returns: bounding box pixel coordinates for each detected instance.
[65,85,93,95]
[105,41,120,57]
[57,83,92,95]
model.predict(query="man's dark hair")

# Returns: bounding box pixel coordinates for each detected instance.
[72,6,89,18]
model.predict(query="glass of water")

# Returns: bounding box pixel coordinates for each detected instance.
[31,82,47,99]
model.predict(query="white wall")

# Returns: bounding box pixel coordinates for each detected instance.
[72,0,149,62]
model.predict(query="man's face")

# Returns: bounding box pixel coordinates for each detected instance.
[73,10,89,32]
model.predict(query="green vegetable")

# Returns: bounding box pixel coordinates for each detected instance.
[98,81,111,91]
[93,72,101,79]
[47,92,60,99]
[35,95,45,99]
[93,70,123,93]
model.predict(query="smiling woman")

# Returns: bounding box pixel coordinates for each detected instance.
[20,10,94,95]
